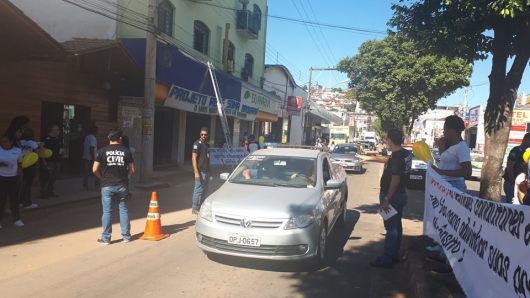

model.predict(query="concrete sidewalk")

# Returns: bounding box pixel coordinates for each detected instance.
[21,164,231,210]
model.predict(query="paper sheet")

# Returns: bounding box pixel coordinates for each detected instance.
[378,204,398,221]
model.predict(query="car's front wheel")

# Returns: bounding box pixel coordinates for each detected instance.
[312,222,328,266]
[336,200,347,228]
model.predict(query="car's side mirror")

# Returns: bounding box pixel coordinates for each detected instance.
[325,179,342,189]
[220,173,230,180]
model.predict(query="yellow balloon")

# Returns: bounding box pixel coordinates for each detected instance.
[41,149,52,158]
[523,151,530,163]
[208,140,214,146]
[412,141,432,163]
[22,152,39,168]
[258,136,265,144]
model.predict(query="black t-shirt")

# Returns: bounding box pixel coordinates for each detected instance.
[95,144,134,187]
[504,146,524,181]
[43,135,62,162]
[380,148,412,196]
[192,139,210,172]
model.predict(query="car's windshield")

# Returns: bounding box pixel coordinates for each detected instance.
[333,145,359,154]
[229,156,317,187]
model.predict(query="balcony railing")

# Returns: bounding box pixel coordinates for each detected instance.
[236,10,260,39]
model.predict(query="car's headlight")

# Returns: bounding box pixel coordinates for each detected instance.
[199,202,212,221]
[284,212,315,229]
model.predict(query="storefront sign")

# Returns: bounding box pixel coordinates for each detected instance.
[512,109,530,123]
[424,166,530,298]
[241,86,282,116]
[122,106,142,118]
[210,147,249,165]
[287,96,302,116]
[165,85,258,121]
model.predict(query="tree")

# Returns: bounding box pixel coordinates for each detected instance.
[390,0,530,201]
[371,118,386,139]
[331,87,343,92]
[337,35,472,134]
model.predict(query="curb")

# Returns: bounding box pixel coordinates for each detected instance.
[406,250,430,298]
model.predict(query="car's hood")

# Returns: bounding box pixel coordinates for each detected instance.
[207,182,322,218]
[331,153,360,161]
[412,159,427,170]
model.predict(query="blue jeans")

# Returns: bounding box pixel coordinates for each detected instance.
[447,179,467,192]
[83,160,100,189]
[192,172,209,211]
[101,185,130,242]
[503,179,514,204]
[379,192,408,263]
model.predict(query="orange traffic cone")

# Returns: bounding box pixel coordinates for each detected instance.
[139,192,169,241]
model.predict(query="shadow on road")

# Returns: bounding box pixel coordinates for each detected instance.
[205,210,361,273]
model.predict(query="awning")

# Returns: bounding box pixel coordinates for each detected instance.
[308,101,343,124]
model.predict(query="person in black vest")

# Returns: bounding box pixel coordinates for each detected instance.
[191,127,211,215]
[92,128,134,245]
[369,128,412,269]
[40,124,63,199]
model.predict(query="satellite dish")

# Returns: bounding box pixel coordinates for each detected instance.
[238,0,249,5]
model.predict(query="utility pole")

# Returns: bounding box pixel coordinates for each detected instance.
[140,0,157,183]
[463,86,469,118]
[305,67,336,145]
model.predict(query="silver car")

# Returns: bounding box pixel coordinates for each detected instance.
[330,144,363,173]
[195,148,348,265]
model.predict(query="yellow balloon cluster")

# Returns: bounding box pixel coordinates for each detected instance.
[258,136,265,144]
[41,149,52,158]
[208,140,214,146]
[22,152,39,168]
[412,141,433,163]
[523,151,530,163]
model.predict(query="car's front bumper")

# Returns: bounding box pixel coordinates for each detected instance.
[195,213,321,260]
[332,162,362,172]
[407,169,426,188]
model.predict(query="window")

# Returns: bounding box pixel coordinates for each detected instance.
[243,53,254,80]
[253,4,262,30]
[193,21,210,54]
[158,1,173,36]
[222,40,235,62]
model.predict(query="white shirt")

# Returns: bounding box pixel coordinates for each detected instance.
[438,140,471,182]
[83,134,97,160]
[19,140,38,158]
[0,147,22,177]
[513,173,526,205]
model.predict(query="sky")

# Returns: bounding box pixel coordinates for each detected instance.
[264,0,530,109]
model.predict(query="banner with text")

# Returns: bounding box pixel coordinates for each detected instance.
[424,165,530,298]
[164,85,258,121]
[287,96,302,116]
[210,147,249,165]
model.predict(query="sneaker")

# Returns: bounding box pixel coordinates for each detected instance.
[369,257,393,269]
[13,220,25,227]
[97,239,110,245]
[426,255,448,265]
[426,244,443,252]
[47,192,59,198]
[431,266,453,274]
[123,239,131,243]
[23,204,38,209]
[192,209,199,215]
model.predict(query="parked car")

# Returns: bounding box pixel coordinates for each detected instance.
[404,147,427,189]
[330,144,363,173]
[195,148,348,265]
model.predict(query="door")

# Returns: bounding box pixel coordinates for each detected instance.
[153,108,174,165]
[321,157,339,222]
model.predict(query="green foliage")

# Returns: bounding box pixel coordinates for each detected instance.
[331,88,343,92]
[371,118,386,139]
[337,35,472,132]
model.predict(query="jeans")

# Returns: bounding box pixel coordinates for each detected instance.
[40,161,60,194]
[0,176,21,223]
[83,160,100,189]
[101,185,130,242]
[192,172,209,211]
[20,164,36,207]
[447,179,467,193]
[379,192,408,264]
[503,179,514,204]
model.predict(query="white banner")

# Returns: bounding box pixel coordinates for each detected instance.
[424,165,530,298]
[210,147,249,165]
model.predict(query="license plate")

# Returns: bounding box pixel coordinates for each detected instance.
[410,175,423,180]
[228,233,261,247]
[340,163,349,167]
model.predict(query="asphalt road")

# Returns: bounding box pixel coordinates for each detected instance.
[0,162,425,298]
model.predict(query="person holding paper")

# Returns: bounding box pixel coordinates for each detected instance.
[369,128,412,269]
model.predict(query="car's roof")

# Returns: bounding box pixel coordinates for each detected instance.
[250,148,321,158]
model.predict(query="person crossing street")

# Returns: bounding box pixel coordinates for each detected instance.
[191,127,211,215]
